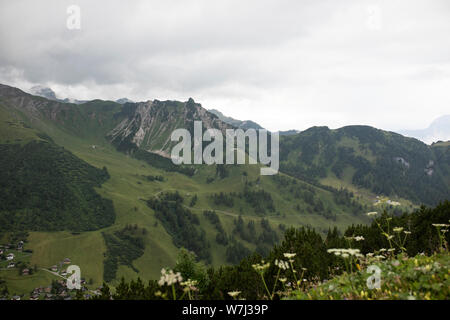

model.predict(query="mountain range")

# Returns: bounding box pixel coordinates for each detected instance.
[27,85,450,144]
[29,85,134,105]
[399,115,450,144]
[0,82,448,291]
[208,108,264,130]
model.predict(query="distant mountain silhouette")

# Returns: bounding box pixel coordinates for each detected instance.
[208,109,264,130]
[399,115,450,144]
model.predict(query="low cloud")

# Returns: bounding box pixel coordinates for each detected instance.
[1,0,449,131]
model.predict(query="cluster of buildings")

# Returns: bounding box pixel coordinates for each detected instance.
[25,257,99,300]
[0,240,34,275]
[23,257,97,300]
[0,240,24,254]
[0,242,104,300]
[29,285,58,300]
[28,280,101,300]
[0,241,25,270]
[29,278,86,300]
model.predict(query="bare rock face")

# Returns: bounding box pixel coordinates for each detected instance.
[107,98,233,157]
[0,84,232,157]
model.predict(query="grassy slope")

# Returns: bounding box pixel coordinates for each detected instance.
[0,98,371,293]
[1,269,57,298]
[31,125,368,285]
[0,104,43,144]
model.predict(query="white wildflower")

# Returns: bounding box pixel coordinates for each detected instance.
[228,291,241,298]
[328,248,360,258]
[158,268,183,286]
[252,261,270,273]
[432,223,450,228]
[275,259,289,270]
[181,279,198,288]
[347,248,361,256]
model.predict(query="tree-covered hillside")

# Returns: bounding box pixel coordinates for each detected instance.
[0,140,115,231]
[90,201,450,301]
[279,126,450,206]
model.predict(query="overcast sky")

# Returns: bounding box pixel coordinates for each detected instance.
[1,0,449,132]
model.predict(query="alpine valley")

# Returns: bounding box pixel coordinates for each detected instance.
[0,83,449,297]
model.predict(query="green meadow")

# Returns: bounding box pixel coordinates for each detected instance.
[0,97,401,295]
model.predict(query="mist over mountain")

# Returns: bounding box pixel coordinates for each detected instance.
[29,85,57,100]
[27,85,88,104]
[27,85,134,105]
[399,115,450,144]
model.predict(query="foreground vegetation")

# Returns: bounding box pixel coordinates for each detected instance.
[2,201,445,300]
[292,251,449,300]
[81,201,449,300]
